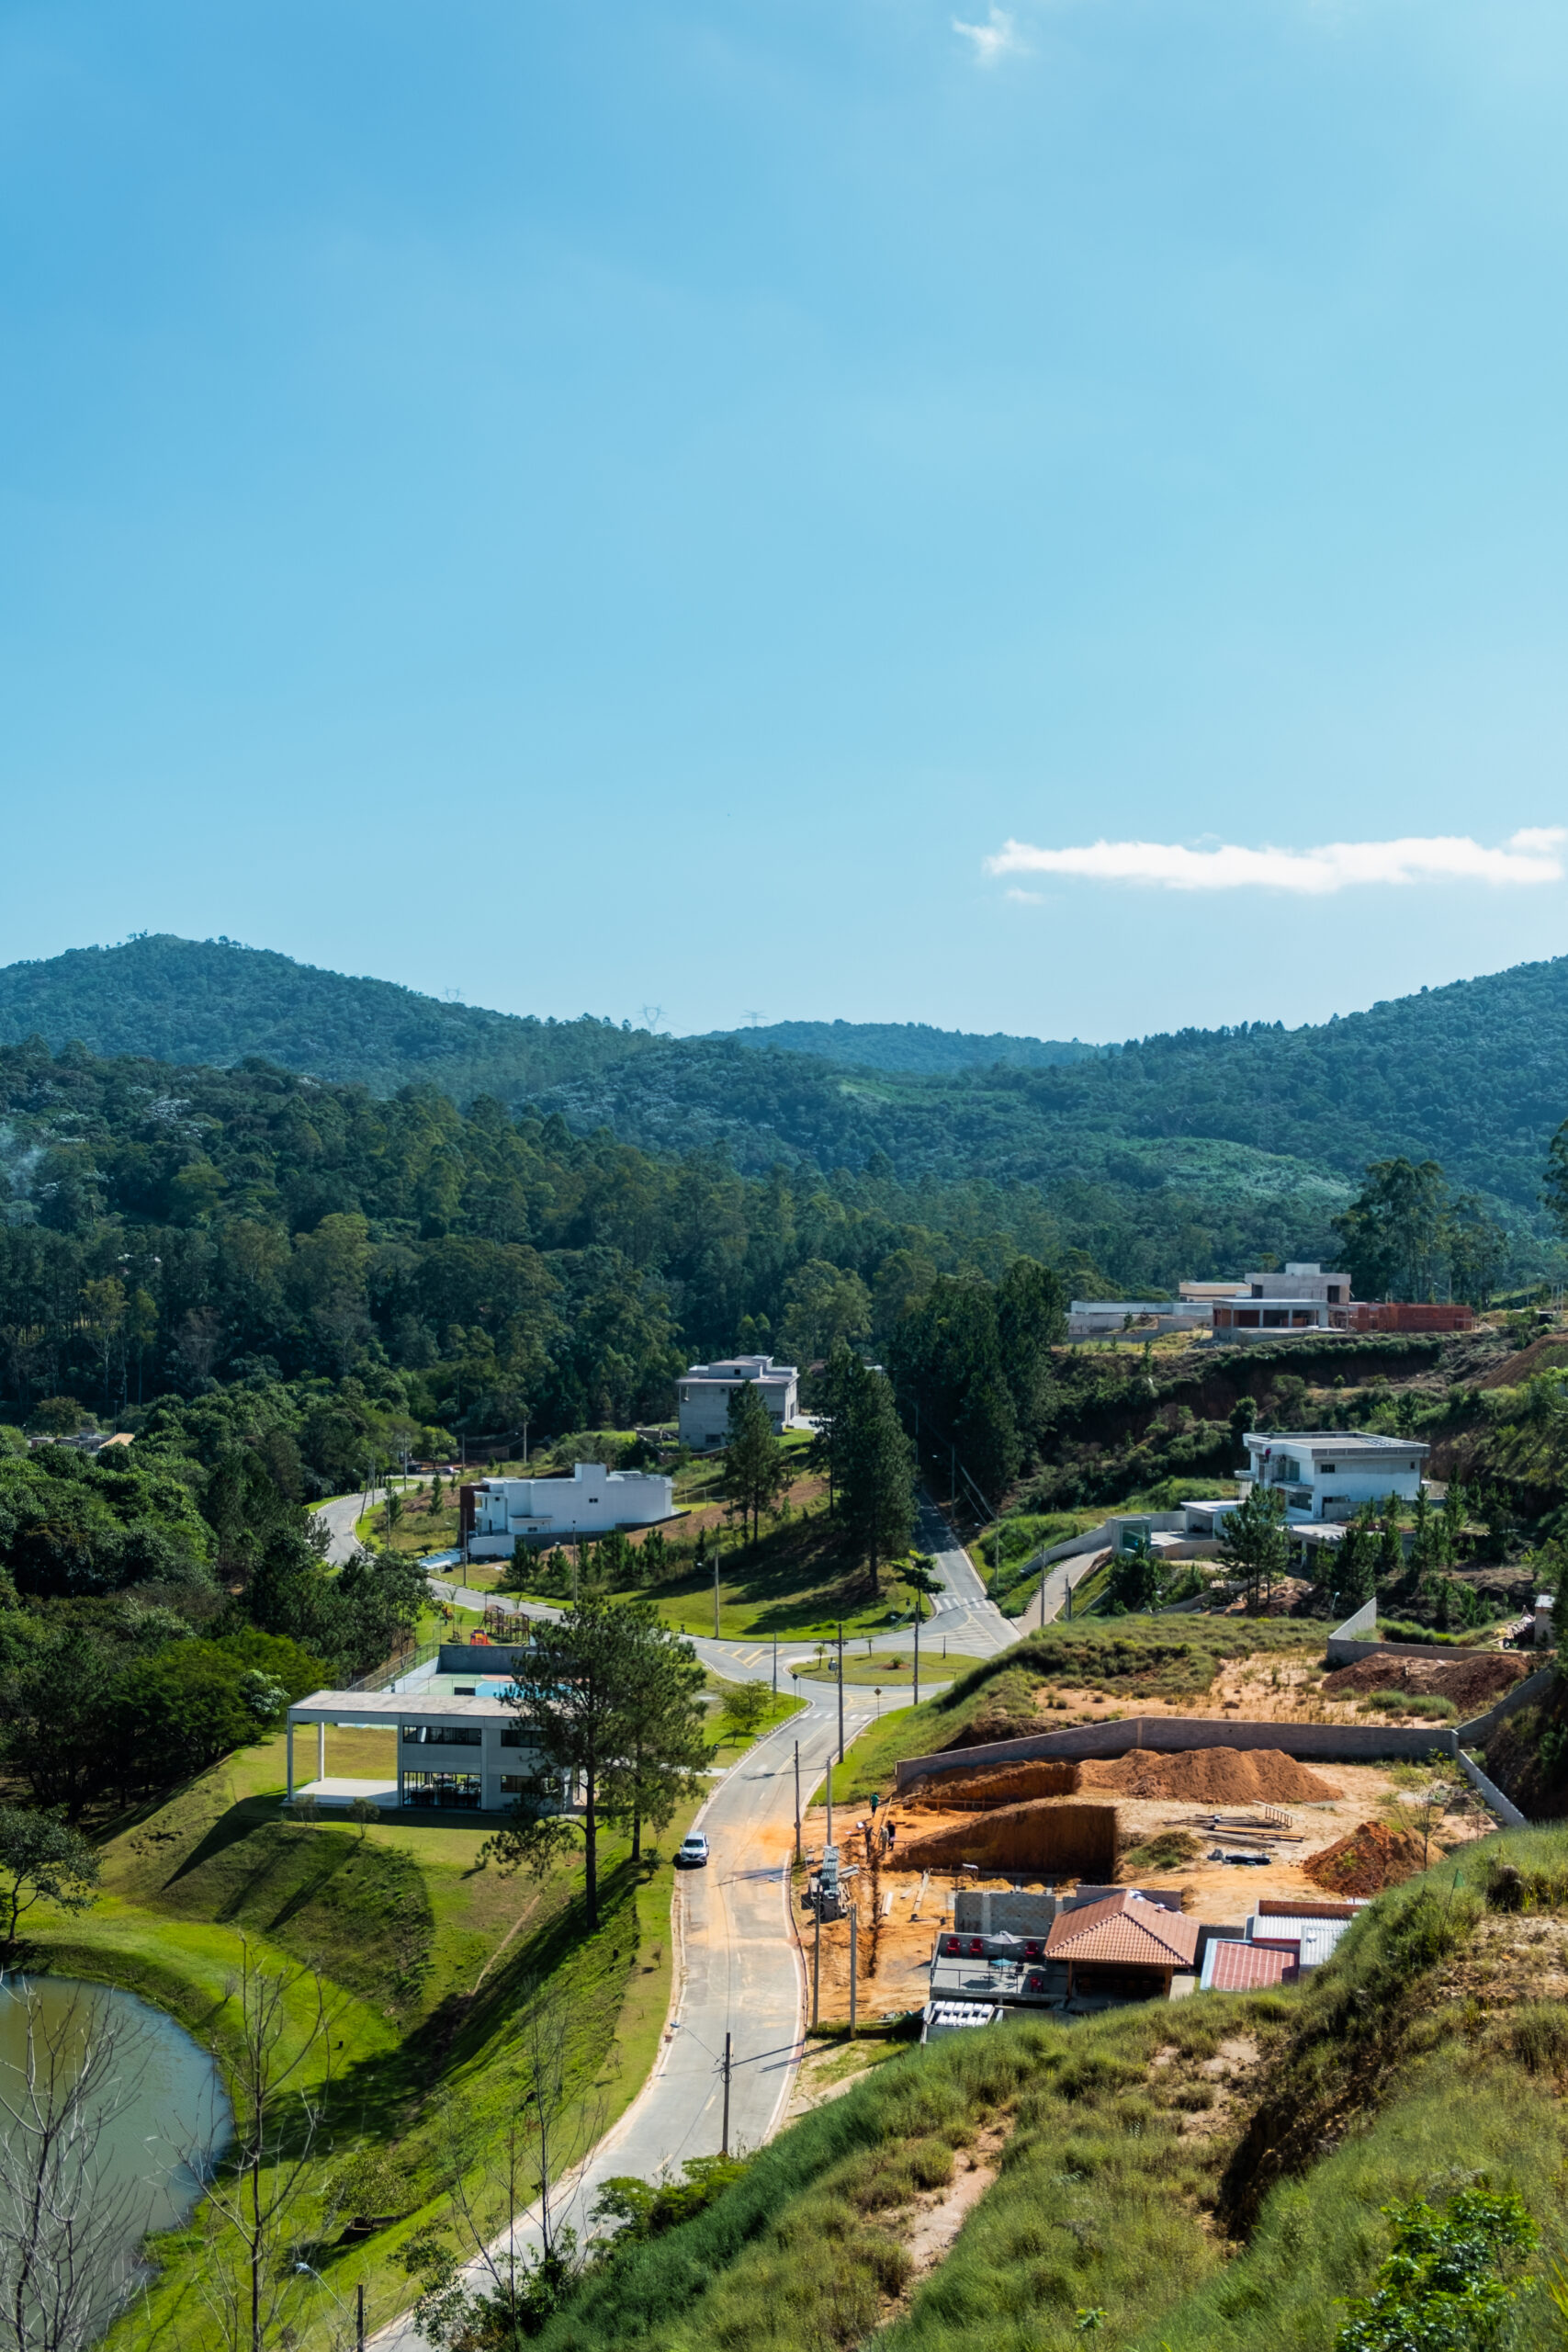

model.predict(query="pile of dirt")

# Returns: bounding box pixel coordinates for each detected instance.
[1076,1746,1338,1805]
[907,1758,1079,1808]
[1321,1652,1528,1714]
[1303,1820,1425,1897]
[893,1799,1117,1881]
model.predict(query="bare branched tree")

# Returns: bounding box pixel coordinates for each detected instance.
[197,1944,343,2352]
[398,1973,605,2347]
[0,1984,152,2352]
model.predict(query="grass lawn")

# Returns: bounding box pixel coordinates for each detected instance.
[28,1693,776,2349]
[648,1510,938,1643]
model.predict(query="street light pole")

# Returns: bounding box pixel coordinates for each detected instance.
[836,1620,844,1763]
[721,2030,732,2155]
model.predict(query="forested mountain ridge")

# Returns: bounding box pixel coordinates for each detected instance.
[540,953,1568,1219]
[0,935,654,1099]
[702,1019,1104,1073]
[7,933,1568,1262]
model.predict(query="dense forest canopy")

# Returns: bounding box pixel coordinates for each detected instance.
[5,935,1568,1286]
[702,1019,1103,1074]
[0,1038,1095,1441]
[0,935,655,1102]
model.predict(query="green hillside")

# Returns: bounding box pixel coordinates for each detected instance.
[7,935,1568,1270]
[0,935,653,1100]
[703,1020,1105,1074]
[540,953,1568,1219]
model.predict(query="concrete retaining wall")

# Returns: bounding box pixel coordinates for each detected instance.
[437,1644,525,1676]
[1457,1664,1557,1746]
[893,1715,1464,1791]
[1455,1749,1529,1829]
[1327,1637,1503,1668]
[1032,1512,1188,1571]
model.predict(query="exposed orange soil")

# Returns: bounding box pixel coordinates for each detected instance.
[1321,1653,1527,1713]
[1028,1647,1517,1731]
[1304,1820,1428,1896]
[1076,1747,1338,1805]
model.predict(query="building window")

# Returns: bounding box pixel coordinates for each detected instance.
[401,1724,482,1747]
[499,1773,532,1793]
[1320,1463,1336,1474]
[499,1727,527,1747]
[402,1770,481,1809]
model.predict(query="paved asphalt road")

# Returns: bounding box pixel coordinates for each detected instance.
[324,1486,1013,2347]
[370,1684,880,2348]
[913,1496,1016,1658]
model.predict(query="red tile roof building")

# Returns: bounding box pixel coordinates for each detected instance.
[1044,1891,1200,1994]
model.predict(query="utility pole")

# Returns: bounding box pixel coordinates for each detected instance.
[713,1541,720,1639]
[812,1901,820,2028]
[357,2284,366,2352]
[721,2030,732,2155]
[849,1902,858,2038]
[837,1620,845,1763]
[773,1631,778,1694]
[794,1738,801,1865]
[913,1594,920,1708]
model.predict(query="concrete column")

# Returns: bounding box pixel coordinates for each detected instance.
[398,1755,405,1809]
[317,1722,325,1782]
[286,1722,294,1801]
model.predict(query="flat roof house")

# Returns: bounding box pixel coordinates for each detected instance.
[677,1354,799,1450]
[285,1688,570,1814]
[460,1463,675,1558]
[1242,1430,1428,1522]
[1211,1264,1351,1335]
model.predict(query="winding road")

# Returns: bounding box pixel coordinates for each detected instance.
[369,1684,881,2349]
[321,1486,1017,2348]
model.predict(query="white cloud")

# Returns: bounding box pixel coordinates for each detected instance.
[953,6,1021,65]
[1005,886,1043,903]
[985,828,1568,894]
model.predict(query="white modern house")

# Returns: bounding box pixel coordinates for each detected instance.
[677,1353,800,1449]
[285,1688,571,1815]
[460,1462,675,1558]
[1241,1430,1427,1522]
[1211,1265,1352,1336]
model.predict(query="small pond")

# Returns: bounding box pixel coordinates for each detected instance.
[0,1976,231,2336]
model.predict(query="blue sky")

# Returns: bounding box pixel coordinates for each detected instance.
[4,0,1568,1044]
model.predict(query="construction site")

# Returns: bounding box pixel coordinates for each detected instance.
[794,1737,1500,2028]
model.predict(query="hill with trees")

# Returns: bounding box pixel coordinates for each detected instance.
[8,935,1568,1275]
[0,934,653,1101]
[701,1019,1103,1073]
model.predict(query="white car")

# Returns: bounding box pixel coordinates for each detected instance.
[675,1833,710,1869]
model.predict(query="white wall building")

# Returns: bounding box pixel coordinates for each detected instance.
[461,1462,675,1558]
[677,1353,799,1449]
[286,1687,569,1814]
[1242,1430,1427,1522]
[1211,1264,1352,1336]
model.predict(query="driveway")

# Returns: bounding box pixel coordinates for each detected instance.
[313,1493,367,1566]
[370,1685,882,2347]
[912,1495,1016,1658]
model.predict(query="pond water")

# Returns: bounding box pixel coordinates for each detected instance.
[0,1976,231,2336]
